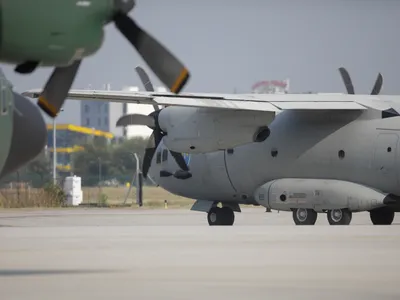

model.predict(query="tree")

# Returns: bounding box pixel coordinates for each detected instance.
[27,151,52,183]
[71,136,149,186]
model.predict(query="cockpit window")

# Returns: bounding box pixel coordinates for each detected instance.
[162,149,168,162]
[156,151,161,164]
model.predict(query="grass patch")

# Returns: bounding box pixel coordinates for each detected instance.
[0,185,193,209]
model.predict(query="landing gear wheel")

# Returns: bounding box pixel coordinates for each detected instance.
[370,207,395,225]
[327,208,352,225]
[220,207,235,226]
[207,207,220,226]
[292,208,318,225]
[207,207,235,226]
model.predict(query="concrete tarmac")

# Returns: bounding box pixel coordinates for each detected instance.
[1,207,400,300]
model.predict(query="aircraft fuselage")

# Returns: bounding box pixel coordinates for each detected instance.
[149,109,400,213]
[0,0,113,67]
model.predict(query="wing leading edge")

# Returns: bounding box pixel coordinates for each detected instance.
[22,89,372,112]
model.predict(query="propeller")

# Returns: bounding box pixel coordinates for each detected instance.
[116,66,191,180]
[112,0,190,94]
[338,67,383,95]
[32,0,190,118]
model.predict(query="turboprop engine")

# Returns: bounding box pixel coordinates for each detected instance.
[119,106,274,154]
[157,106,273,152]
[117,105,274,178]
[117,66,274,180]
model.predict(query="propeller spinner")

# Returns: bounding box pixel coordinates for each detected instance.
[35,0,190,118]
[116,66,191,180]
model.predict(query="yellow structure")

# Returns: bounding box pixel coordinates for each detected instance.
[46,124,114,172]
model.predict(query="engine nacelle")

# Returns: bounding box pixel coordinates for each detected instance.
[254,178,389,212]
[0,0,111,66]
[158,106,274,153]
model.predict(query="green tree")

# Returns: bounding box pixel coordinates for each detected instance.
[71,137,149,186]
[27,150,52,183]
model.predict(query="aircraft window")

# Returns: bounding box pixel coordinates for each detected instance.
[156,151,161,164]
[162,149,168,161]
[271,148,278,157]
[227,149,234,154]
[387,147,392,153]
[84,104,89,113]
[338,150,345,159]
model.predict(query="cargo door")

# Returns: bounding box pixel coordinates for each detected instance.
[373,132,399,190]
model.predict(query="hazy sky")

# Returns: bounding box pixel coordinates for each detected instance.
[2,0,399,97]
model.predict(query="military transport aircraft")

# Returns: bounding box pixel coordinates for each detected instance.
[0,69,46,180]
[0,0,189,118]
[23,67,400,226]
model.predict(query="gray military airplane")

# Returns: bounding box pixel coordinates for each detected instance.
[0,69,46,180]
[23,67,400,226]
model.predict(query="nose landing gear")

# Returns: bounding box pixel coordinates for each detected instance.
[207,206,235,226]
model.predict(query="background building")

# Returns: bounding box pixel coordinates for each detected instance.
[251,79,290,94]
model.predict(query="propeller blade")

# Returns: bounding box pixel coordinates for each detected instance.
[37,60,81,118]
[113,13,190,94]
[142,132,157,178]
[338,67,355,94]
[371,73,383,95]
[169,150,189,171]
[135,66,155,92]
[135,66,159,110]
[116,113,155,128]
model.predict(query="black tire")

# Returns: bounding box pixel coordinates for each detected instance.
[207,206,235,226]
[207,207,221,226]
[370,207,395,225]
[220,206,235,226]
[327,208,352,225]
[292,208,318,225]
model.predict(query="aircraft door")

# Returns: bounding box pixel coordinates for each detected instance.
[373,133,399,190]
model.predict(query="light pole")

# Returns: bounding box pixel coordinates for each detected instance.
[98,157,102,186]
[52,108,64,185]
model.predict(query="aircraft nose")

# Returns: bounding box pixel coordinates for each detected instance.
[0,93,47,179]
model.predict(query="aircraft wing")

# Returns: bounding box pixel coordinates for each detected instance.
[23,89,377,112]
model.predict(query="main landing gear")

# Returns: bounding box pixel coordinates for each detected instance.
[327,208,352,225]
[292,208,352,225]
[292,208,318,225]
[207,206,235,226]
[369,207,395,225]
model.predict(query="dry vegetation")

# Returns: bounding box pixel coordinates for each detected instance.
[0,185,193,209]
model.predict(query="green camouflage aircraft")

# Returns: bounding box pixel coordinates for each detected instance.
[0,69,46,180]
[0,0,190,179]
